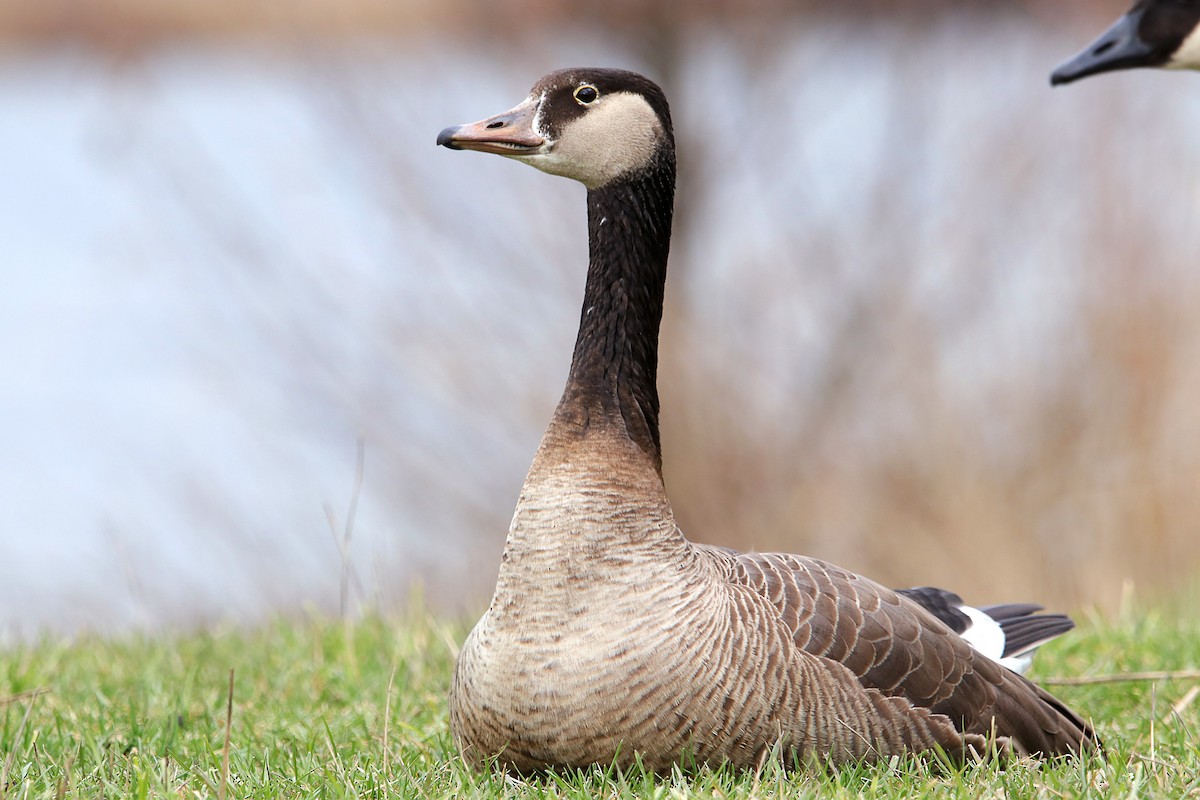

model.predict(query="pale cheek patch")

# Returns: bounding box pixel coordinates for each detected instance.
[1169,25,1200,70]
[533,93,663,189]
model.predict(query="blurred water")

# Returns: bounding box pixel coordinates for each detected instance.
[2,18,1199,641]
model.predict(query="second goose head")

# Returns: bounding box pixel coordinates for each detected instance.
[1052,0,1200,85]
[437,68,673,190]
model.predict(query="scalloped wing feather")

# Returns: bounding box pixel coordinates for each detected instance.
[706,546,1096,756]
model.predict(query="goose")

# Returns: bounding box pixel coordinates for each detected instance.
[1052,0,1200,85]
[437,68,1095,773]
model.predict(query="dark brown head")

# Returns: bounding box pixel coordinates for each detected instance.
[1052,0,1200,85]
[437,68,674,190]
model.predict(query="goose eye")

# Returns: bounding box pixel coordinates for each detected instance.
[573,85,599,105]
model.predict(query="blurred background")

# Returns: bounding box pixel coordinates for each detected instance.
[2,0,1198,641]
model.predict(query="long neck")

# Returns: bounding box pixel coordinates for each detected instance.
[552,159,675,473]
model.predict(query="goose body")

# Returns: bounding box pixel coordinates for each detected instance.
[438,68,1094,772]
[1053,0,1200,85]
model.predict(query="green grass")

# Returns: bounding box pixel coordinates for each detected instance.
[1,601,1198,799]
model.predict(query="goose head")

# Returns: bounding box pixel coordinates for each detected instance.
[1052,0,1200,85]
[437,68,673,190]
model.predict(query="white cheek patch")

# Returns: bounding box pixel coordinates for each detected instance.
[527,93,664,189]
[1168,24,1200,70]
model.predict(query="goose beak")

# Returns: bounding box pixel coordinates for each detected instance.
[437,97,546,155]
[1051,9,1156,85]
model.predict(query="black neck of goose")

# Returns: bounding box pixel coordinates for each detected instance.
[558,156,675,472]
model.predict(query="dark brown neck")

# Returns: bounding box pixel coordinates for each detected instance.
[553,157,675,472]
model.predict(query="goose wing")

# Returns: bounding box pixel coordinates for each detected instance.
[706,547,1095,756]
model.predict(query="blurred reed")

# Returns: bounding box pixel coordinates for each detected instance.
[4,0,1195,629]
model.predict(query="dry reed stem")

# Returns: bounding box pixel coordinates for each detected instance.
[1151,683,1157,762]
[51,753,74,800]
[324,436,366,620]
[1163,685,1200,726]
[1043,670,1200,686]
[383,665,397,786]
[0,688,49,707]
[219,669,234,800]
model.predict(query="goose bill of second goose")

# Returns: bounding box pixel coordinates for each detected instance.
[1051,7,1160,85]
[436,99,547,155]
[1051,0,1200,85]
